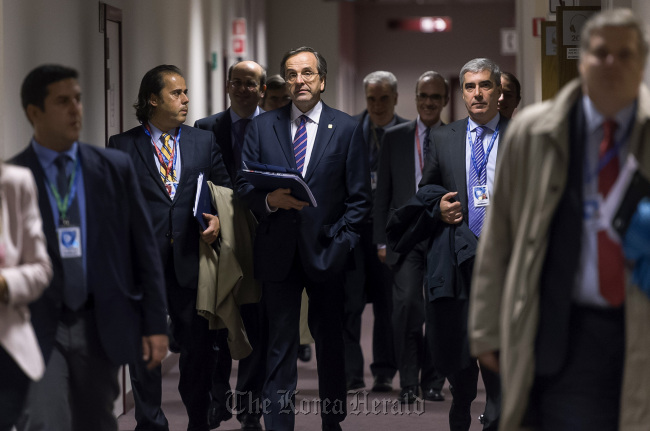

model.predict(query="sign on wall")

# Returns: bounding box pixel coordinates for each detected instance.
[231,18,247,57]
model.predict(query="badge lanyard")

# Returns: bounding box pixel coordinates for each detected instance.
[143,124,181,182]
[583,126,630,186]
[468,122,500,183]
[44,156,81,226]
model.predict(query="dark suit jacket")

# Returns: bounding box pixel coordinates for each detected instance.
[419,115,509,219]
[374,119,445,265]
[108,124,231,290]
[353,110,408,145]
[194,109,238,183]
[236,103,372,281]
[10,144,168,366]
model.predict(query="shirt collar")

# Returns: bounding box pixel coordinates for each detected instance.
[291,101,322,125]
[582,95,637,136]
[230,106,262,123]
[31,138,79,168]
[416,116,441,135]
[467,112,500,134]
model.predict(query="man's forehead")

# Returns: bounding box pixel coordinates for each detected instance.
[286,52,317,69]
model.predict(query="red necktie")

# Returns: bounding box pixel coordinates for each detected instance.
[598,119,625,306]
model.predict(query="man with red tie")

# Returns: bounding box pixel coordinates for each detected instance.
[469,8,650,431]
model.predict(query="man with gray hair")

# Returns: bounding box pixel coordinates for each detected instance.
[345,71,406,394]
[374,71,450,405]
[418,58,507,431]
[469,8,650,430]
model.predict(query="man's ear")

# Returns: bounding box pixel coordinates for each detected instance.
[25,104,40,125]
[149,94,159,108]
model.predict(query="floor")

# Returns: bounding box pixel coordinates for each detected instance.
[118,305,487,430]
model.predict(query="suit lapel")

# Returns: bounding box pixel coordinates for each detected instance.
[134,126,169,198]
[403,122,417,190]
[454,119,469,211]
[304,104,336,183]
[272,105,295,168]
[174,125,193,203]
[215,110,235,175]
[78,145,103,274]
[20,146,59,261]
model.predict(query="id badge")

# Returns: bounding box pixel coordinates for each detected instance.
[166,181,178,199]
[370,171,378,191]
[57,226,82,258]
[473,185,490,207]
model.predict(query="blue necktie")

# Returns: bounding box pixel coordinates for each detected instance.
[233,118,251,170]
[468,126,487,237]
[423,127,431,160]
[55,155,87,310]
[293,115,308,173]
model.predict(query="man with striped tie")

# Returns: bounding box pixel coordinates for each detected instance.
[236,47,371,431]
[419,58,507,431]
[108,64,231,431]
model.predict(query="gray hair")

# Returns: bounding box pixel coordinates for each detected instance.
[363,71,398,93]
[416,71,449,99]
[580,8,649,62]
[459,58,501,88]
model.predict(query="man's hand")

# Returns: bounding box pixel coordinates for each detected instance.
[142,334,169,370]
[440,192,463,224]
[377,248,387,263]
[267,188,310,211]
[477,351,500,373]
[200,213,220,245]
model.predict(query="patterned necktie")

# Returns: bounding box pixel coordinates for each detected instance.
[369,126,384,172]
[598,119,625,306]
[233,118,251,170]
[423,127,432,160]
[160,133,176,190]
[293,115,308,173]
[54,155,87,310]
[468,126,487,237]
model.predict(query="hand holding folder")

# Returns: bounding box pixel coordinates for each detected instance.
[241,161,318,207]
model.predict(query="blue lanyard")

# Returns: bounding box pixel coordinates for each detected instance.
[468,122,499,181]
[44,156,81,225]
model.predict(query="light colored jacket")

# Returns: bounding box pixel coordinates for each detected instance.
[469,79,650,431]
[0,164,52,380]
[196,184,260,360]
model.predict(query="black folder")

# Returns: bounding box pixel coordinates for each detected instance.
[242,161,317,207]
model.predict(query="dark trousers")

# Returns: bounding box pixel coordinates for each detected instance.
[0,346,31,431]
[211,301,267,420]
[392,241,444,390]
[530,305,625,431]
[131,257,216,431]
[262,256,347,431]
[17,310,120,431]
[343,224,396,386]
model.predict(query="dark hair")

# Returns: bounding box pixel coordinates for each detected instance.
[134,65,183,124]
[265,74,286,91]
[501,71,521,100]
[280,46,327,84]
[21,64,78,111]
[227,60,267,88]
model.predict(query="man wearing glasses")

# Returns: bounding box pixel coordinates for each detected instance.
[374,71,450,405]
[236,46,370,431]
[194,60,267,430]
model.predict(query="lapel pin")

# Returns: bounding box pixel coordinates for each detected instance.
[328,124,333,129]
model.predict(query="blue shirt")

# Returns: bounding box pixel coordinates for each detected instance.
[465,113,501,203]
[31,139,87,277]
[147,123,182,190]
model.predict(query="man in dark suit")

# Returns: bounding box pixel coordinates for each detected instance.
[419,58,506,431]
[236,46,371,431]
[344,71,404,394]
[374,71,449,404]
[108,65,231,431]
[194,59,267,430]
[11,64,168,431]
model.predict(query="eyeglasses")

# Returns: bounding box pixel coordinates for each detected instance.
[417,93,444,102]
[228,80,260,91]
[285,71,319,84]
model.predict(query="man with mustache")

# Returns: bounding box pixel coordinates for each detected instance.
[419,58,506,431]
[108,64,231,431]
